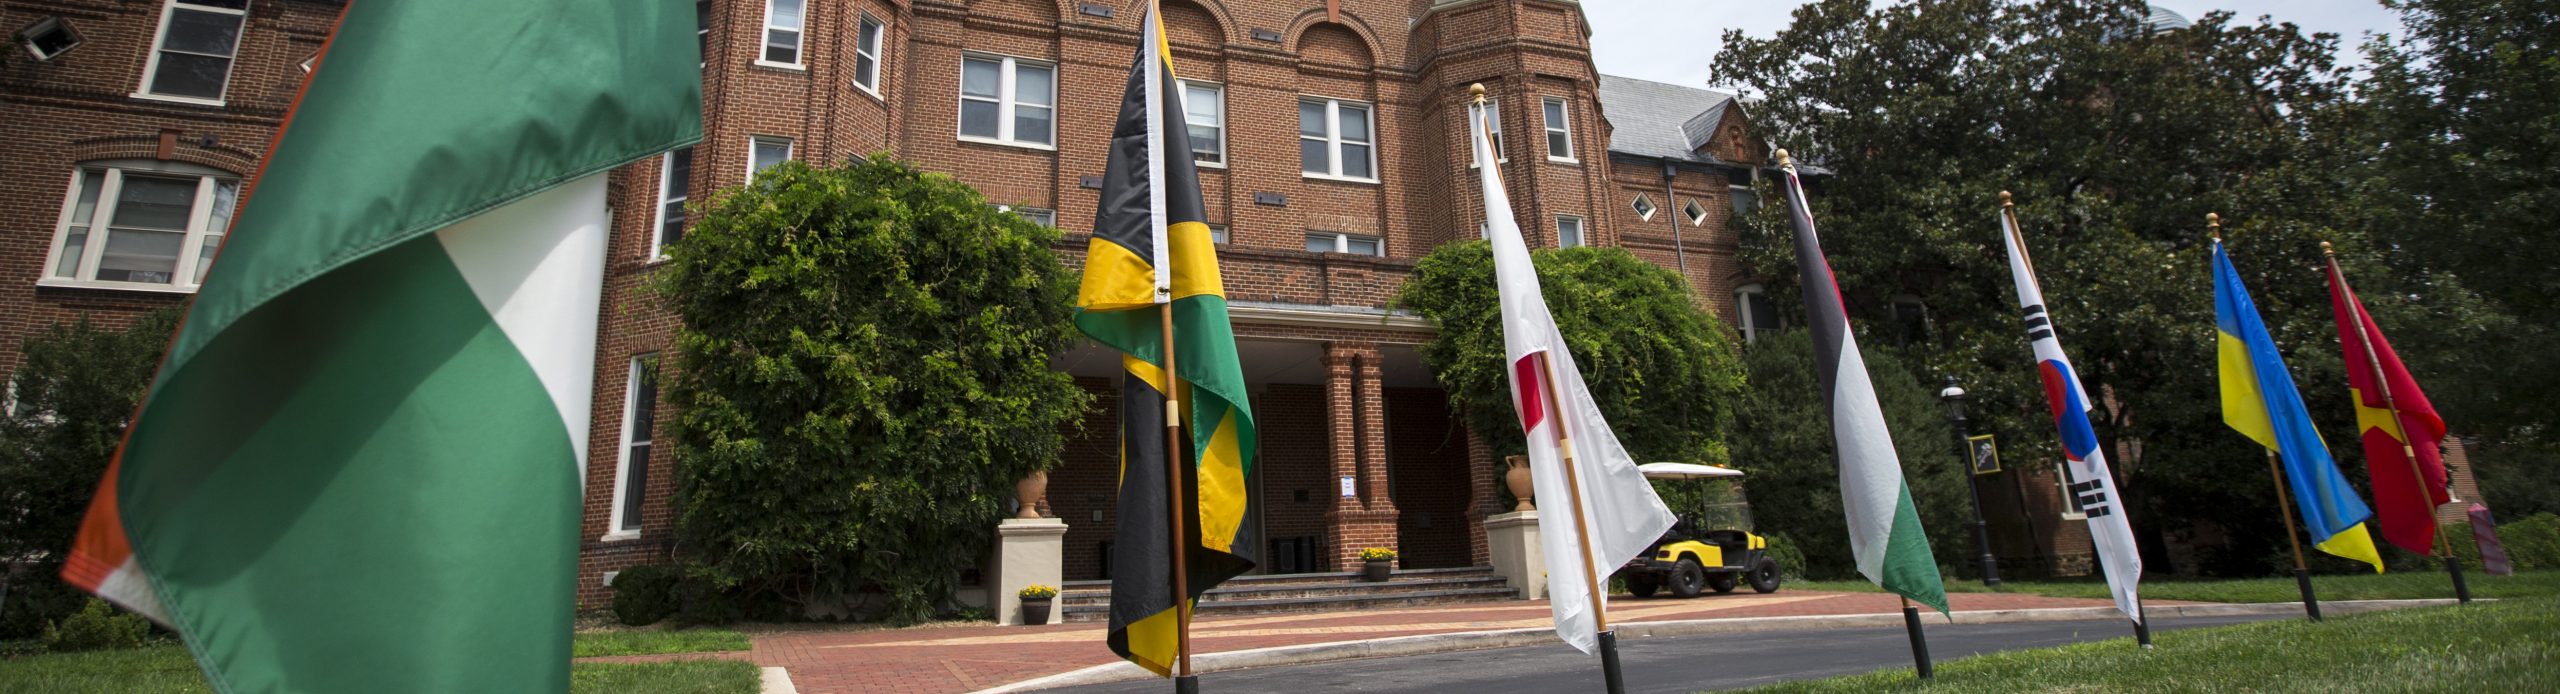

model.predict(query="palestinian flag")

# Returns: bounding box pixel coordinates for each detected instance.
[60,1,700,691]
[1078,0,1256,676]
[2325,250,2452,556]
[1775,156,1948,614]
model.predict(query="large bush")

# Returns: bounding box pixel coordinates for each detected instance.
[1728,330,1971,581]
[654,154,1089,625]
[610,565,681,627]
[0,310,178,639]
[1395,242,1746,469]
[42,599,149,652]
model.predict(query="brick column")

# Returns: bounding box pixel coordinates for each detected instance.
[1322,342,1398,571]
[1464,425,1499,567]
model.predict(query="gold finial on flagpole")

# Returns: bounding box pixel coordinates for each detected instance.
[2207,212,2221,241]
[2321,240,2334,257]
[1775,148,1794,171]
[2000,191,2014,208]
[1470,82,1486,105]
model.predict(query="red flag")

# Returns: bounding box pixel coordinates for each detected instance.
[2327,259,2452,555]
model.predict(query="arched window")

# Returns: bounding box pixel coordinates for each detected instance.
[1735,283,1781,343]
[44,159,239,291]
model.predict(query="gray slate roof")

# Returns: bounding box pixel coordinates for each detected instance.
[1596,74,1738,165]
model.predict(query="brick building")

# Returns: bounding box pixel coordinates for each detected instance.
[4,0,2120,608]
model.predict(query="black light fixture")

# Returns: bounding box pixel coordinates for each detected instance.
[1939,375,2000,587]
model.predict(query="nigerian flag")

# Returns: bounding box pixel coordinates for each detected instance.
[60,0,700,691]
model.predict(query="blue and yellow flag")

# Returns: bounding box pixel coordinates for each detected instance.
[2213,240,2384,572]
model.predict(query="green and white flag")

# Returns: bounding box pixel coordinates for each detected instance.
[63,1,700,691]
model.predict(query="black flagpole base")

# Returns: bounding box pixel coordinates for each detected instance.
[1175,674,1199,694]
[2292,568,2322,621]
[2446,555,2472,605]
[1901,606,1933,679]
[1598,630,1628,694]
[2133,602,2154,649]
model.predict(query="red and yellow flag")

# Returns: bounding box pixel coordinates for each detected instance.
[2326,255,2452,556]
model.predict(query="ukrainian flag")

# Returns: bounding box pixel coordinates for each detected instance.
[1081,0,1256,676]
[2214,239,2384,572]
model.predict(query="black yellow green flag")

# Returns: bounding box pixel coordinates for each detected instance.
[1081,0,1256,677]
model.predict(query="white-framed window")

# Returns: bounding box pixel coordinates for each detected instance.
[759,0,805,68]
[42,160,238,292]
[1682,198,1711,226]
[18,16,80,61]
[1556,215,1584,248]
[1542,97,1577,162]
[1180,80,1225,167]
[651,147,693,260]
[991,204,1055,228]
[696,0,711,67]
[1727,167,1760,216]
[1305,231,1381,256]
[1208,223,1230,244]
[1299,98,1376,181]
[1735,283,1781,344]
[958,54,1057,149]
[136,0,249,104]
[1631,192,1657,221]
[851,13,885,95]
[605,354,662,539]
[1471,100,1505,167]
[749,136,792,181]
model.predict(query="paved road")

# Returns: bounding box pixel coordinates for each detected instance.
[1048,614,2279,693]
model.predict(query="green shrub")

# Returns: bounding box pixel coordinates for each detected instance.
[611,565,682,626]
[670,571,743,627]
[1764,533,1808,580]
[0,310,178,639]
[42,599,148,652]
[2499,513,2560,571]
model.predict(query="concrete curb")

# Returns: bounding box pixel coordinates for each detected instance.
[970,598,2467,693]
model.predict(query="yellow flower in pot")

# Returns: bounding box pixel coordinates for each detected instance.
[1018,584,1059,625]
[1359,548,1398,582]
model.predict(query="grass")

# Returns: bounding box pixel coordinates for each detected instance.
[1783,569,2559,603]
[1740,595,2560,693]
[571,628,752,657]
[0,644,760,694]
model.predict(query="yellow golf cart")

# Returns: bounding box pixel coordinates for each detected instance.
[1618,462,1781,598]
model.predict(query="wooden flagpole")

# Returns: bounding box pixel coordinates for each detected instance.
[2216,214,2321,622]
[1161,302,1197,691]
[2322,242,2470,604]
[1535,351,1625,694]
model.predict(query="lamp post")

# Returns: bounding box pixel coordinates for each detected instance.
[1940,376,2000,587]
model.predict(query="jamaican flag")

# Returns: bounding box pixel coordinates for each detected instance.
[1081,0,1256,677]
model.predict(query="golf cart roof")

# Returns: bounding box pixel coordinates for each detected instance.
[1638,462,1744,480]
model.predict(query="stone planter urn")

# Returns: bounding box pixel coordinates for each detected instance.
[1021,596,1053,625]
[1015,470,1049,519]
[1505,455,1535,512]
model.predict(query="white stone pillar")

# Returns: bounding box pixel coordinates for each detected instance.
[1485,510,1545,600]
[991,518,1068,626]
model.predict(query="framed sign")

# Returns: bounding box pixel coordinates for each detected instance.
[1967,434,2000,475]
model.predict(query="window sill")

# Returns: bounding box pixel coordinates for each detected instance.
[853,82,885,102]
[1467,158,1510,169]
[1194,160,1228,170]
[1546,157,1581,165]
[598,530,643,543]
[752,60,807,72]
[956,136,1057,152]
[1302,173,1380,185]
[36,278,198,295]
[129,91,226,108]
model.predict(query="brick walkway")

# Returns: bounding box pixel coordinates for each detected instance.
[606,590,2149,693]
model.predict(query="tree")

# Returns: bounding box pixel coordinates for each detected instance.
[1714,0,2473,575]
[1729,331,1971,580]
[1395,242,1746,473]
[655,154,1090,624]
[0,309,178,638]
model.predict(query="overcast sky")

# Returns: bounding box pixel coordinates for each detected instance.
[1585,0,2406,89]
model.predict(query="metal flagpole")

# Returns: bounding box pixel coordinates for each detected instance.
[1161,302,1198,692]
[1537,344,1625,693]
[1900,596,1933,678]
[2215,214,2319,622]
[2323,242,2470,604]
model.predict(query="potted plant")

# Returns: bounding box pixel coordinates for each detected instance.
[1359,547,1398,582]
[1018,584,1059,626]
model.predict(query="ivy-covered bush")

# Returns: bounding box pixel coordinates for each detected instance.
[1395,242,1746,468]
[0,309,178,639]
[654,154,1089,625]
[43,599,150,652]
[610,564,681,626]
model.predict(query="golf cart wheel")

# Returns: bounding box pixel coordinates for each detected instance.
[1627,572,1661,598]
[1706,571,1739,594]
[1668,557,1708,598]
[1748,557,1782,594]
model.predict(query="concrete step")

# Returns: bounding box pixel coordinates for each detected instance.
[1058,575,1512,607]
[1059,565,1497,594]
[1059,586,1521,622]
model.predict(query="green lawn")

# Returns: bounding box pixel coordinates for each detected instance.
[1741,595,2560,693]
[0,644,759,694]
[1784,569,2557,603]
[572,628,752,657]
